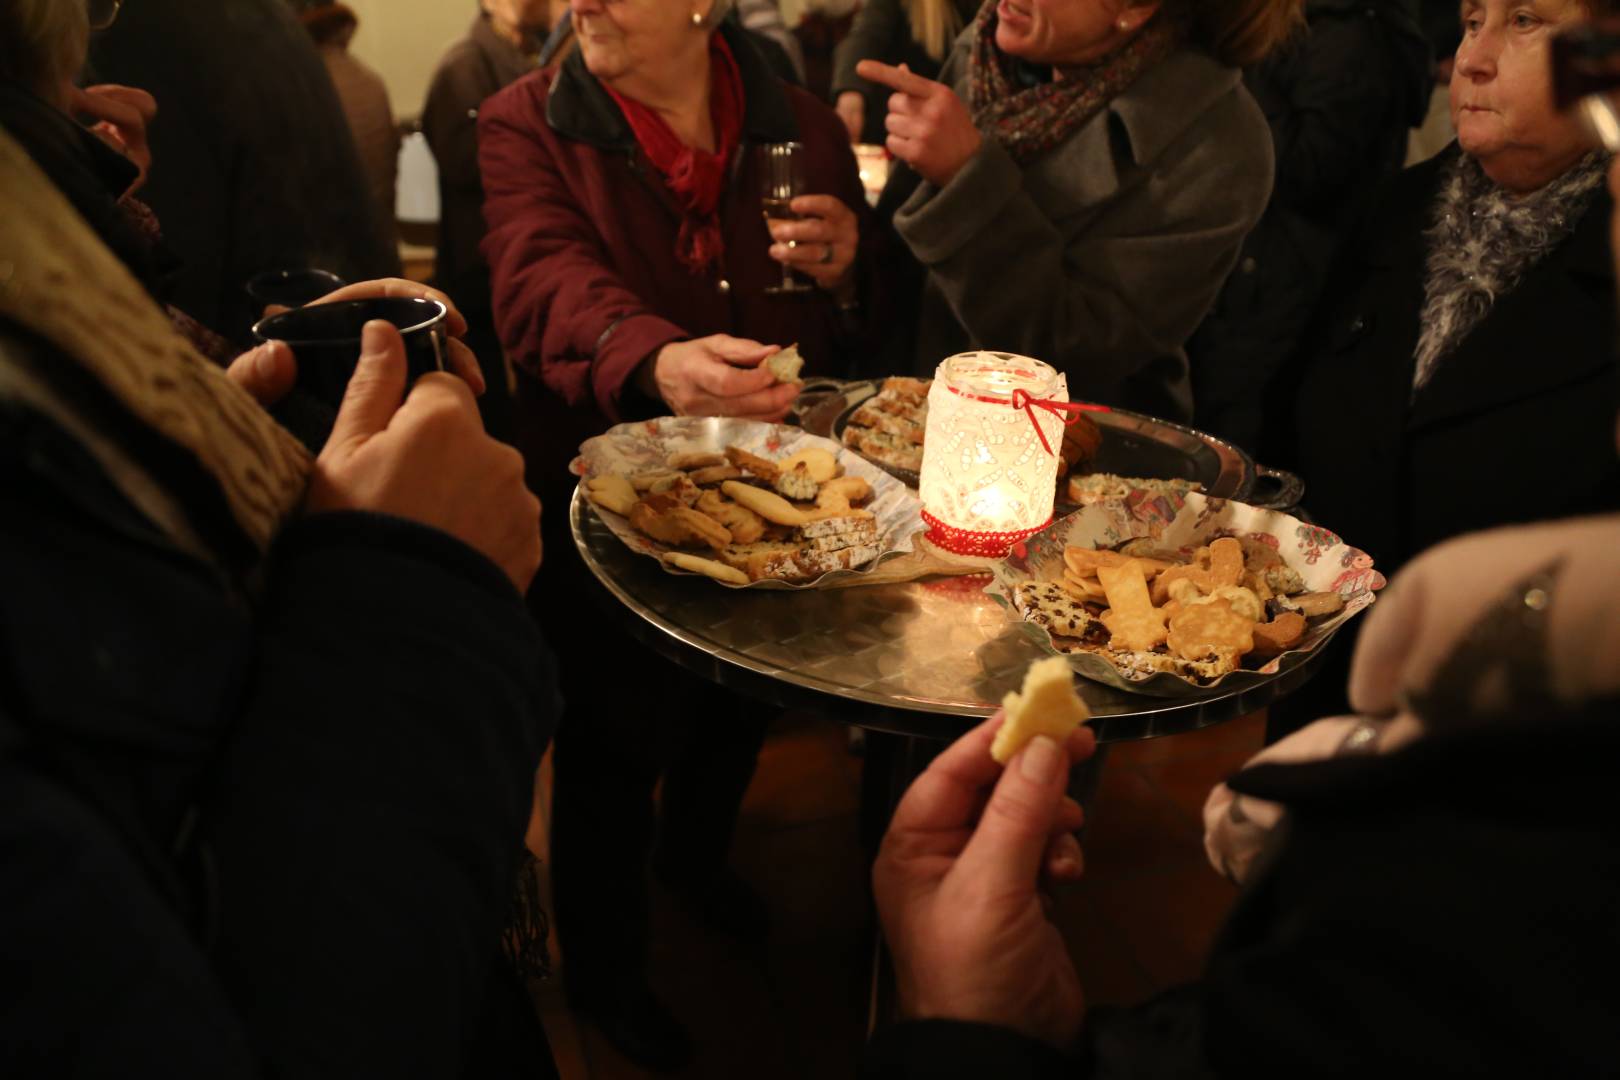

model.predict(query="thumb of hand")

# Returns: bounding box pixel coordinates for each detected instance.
[957,735,1070,888]
[328,321,407,449]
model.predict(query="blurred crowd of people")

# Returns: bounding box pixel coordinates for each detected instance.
[1,0,1617,1077]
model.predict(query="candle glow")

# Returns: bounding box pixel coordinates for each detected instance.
[918,352,1068,558]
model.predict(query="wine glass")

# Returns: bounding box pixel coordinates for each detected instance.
[758,142,815,296]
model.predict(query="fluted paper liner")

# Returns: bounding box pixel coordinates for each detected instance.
[986,492,1385,697]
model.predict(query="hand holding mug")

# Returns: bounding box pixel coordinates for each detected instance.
[302,280,485,396]
[304,322,541,593]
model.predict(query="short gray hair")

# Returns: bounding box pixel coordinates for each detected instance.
[0,0,89,97]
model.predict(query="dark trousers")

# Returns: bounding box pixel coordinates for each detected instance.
[533,509,767,1001]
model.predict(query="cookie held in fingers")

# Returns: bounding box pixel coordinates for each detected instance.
[991,656,1092,765]
[766,343,804,385]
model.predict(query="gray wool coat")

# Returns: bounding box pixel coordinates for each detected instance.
[894,27,1274,422]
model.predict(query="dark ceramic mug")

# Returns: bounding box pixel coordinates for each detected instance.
[252,297,450,410]
[245,268,348,311]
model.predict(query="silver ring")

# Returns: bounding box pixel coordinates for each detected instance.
[819,243,835,265]
[1337,718,1384,756]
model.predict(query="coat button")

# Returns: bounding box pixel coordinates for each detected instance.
[1349,315,1367,335]
[718,278,731,295]
[1240,256,1257,274]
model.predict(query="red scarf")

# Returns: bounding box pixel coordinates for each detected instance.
[603,34,745,275]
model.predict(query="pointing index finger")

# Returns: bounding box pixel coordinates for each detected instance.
[856,58,937,98]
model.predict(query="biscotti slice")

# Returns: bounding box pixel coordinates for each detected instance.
[717,540,802,581]
[850,428,923,472]
[800,525,879,553]
[799,513,878,540]
[848,403,926,443]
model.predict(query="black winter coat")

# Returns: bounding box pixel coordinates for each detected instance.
[1281,146,1620,581]
[1189,0,1431,452]
[0,339,557,1075]
[862,696,1620,1077]
[86,0,399,343]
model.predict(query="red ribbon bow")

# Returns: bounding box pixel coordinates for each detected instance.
[1010,389,1101,456]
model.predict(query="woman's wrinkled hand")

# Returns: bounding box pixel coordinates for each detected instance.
[304,322,541,592]
[874,711,1094,1051]
[68,84,157,193]
[766,194,859,292]
[856,59,981,188]
[650,335,800,421]
[836,90,866,143]
[264,279,487,397]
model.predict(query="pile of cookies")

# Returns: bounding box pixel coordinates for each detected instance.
[842,377,1102,481]
[841,377,929,474]
[1066,473,1202,506]
[1011,536,1345,684]
[584,444,883,585]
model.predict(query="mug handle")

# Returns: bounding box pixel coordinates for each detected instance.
[1247,464,1306,511]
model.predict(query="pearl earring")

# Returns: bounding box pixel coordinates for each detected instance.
[692,10,704,25]
[1117,18,1130,30]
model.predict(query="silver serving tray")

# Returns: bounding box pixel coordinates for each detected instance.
[795,378,1304,510]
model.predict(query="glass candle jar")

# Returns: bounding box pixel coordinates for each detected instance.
[918,351,1069,557]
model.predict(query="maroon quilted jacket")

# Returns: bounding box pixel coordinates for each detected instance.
[478,24,873,500]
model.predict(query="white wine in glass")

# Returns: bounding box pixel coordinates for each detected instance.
[758,141,814,295]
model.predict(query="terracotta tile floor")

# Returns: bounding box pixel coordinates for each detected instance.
[525,709,1266,1079]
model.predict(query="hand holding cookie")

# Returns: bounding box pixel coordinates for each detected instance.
[875,711,1094,1050]
[651,335,800,422]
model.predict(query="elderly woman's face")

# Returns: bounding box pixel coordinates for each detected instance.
[1451,0,1597,191]
[569,0,708,82]
[994,0,1145,65]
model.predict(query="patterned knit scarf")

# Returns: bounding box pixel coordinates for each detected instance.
[0,127,311,562]
[1413,150,1609,395]
[967,4,1183,166]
